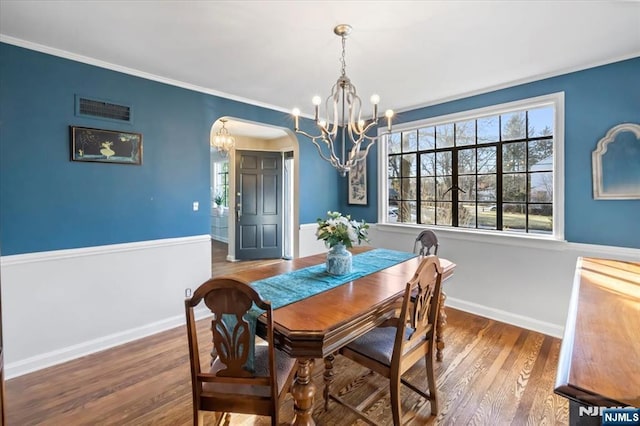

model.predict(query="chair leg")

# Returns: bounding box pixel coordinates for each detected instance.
[223,413,231,426]
[425,351,438,415]
[389,371,402,425]
[323,353,336,410]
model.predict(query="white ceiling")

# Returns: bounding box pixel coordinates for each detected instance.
[1,0,639,137]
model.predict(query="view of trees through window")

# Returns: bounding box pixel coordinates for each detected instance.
[387,105,554,234]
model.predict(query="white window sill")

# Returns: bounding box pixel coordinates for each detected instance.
[374,222,568,251]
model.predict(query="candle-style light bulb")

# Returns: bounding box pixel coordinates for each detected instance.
[385,109,394,131]
[312,96,321,121]
[370,94,380,121]
[292,108,300,131]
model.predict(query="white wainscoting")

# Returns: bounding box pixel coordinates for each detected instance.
[3,226,637,378]
[299,223,328,257]
[369,224,640,338]
[1,235,212,379]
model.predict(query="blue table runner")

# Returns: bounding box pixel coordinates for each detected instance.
[251,248,417,309]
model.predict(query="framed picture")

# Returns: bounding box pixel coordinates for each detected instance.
[348,151,367,205]
[71,126,142,165]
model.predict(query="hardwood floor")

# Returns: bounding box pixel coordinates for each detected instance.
[211,239,285,277]
[5,242,568,425]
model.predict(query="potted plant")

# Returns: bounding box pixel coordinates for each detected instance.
[214,194,224,215]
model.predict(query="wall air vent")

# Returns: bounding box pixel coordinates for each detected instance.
[75,95,132,123]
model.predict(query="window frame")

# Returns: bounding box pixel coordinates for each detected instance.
[377,92,565,241]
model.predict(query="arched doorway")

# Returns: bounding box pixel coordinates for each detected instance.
[209,117,300,263]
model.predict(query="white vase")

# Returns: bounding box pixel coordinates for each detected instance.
[326,243,352,276]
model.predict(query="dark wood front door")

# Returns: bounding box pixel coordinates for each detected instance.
[235,150,283,260]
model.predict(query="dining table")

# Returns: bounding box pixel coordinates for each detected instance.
[233,246,456,426]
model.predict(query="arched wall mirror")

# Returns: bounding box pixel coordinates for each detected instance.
[592,123,640,199]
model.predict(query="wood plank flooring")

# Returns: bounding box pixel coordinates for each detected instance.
[211,239,285,277]
[4,241,568,425]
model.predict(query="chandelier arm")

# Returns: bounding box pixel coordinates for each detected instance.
[361,120,379,134]
[325,137,344,166]
[318,119,337,139]
[346,124,366,146]
[328,88,341,136]
[295,128,328,143]
[358,139,378,160]
[349,115,386,140]
[347,89,361,130]
[353,124,381,142]
[309,137,341,165]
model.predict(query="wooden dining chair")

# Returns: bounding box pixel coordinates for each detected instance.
[413,229,439,256]
[413,231,449,361]
[326,255,443,425]
[184,277,297,426]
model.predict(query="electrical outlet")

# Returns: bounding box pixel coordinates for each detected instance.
[192,201,199,211]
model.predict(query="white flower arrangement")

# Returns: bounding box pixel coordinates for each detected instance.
[315,211,369,248]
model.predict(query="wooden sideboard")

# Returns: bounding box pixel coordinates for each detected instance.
[555,257,640,425]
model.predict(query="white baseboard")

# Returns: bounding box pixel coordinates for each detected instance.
[446,296,564,338]
[5,306,211,379]
[6,314,177,379]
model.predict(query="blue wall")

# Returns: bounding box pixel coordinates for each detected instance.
[1,43,638,254]
[0,43,339,255]
[349,57,640,249]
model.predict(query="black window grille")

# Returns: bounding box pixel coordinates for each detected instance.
[386,105,554,235]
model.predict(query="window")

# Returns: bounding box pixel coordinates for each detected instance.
[382,94,563,237]
[212,161,229,207]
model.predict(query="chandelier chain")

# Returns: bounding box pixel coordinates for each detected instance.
[340,35,347,77]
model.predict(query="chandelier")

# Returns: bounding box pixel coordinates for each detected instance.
[211,119,235,155]
[292,24,393,176]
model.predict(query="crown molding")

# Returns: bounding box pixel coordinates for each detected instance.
[393,52,640,115]
[0,34,292,115]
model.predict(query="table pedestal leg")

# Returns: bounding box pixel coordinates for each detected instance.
[436,291,447,362]
[291,358,316,426]
[323,353,335,410]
